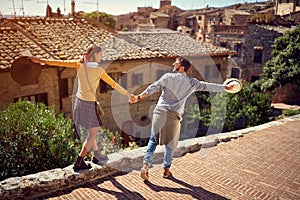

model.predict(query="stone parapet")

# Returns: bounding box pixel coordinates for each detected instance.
[1,114,300,200]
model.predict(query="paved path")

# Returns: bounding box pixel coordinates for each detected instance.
[35,120,300,200]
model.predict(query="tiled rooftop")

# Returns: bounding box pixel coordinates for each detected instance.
[0,17,163,70]
[13,18,160,61]
[15,18,109,60]
[0,17,233,70]
[0,27,50,70]
[119,31,235,57]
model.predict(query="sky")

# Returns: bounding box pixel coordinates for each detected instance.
[1,0,268,17]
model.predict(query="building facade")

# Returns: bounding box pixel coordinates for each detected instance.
[0,17,234,146]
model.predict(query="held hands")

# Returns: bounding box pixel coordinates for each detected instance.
[129,94,144,104]
[129,94,139,103]
[129,94,139,104]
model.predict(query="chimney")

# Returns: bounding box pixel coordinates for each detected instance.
[71,0,75,17]
[160,0,171,8]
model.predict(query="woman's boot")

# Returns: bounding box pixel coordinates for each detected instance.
[73,156,92,171]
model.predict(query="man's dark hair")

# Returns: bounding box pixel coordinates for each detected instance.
[178,57,191,72]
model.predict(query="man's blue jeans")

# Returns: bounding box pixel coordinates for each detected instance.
[143,133,174,169]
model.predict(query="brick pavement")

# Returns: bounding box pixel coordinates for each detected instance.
[34,120,300,200]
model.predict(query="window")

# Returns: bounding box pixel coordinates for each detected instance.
[204,64,221,80]
[253,47,263,63]
[14,93,48,106]
[131,73,143,87]
[234,43,242,56]
[60,77,75,98]
[231,68,240,79]
[99,72,125,93]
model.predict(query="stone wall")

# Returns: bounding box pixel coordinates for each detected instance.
[241,24,283,81]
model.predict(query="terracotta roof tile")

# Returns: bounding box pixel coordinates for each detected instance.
[20,18,160,61]
[0,18,234,71]
[0,27,50,70]
[0,18,161,71]
[120,30,234,57]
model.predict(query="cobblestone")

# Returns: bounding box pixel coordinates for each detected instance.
[25,115,300,200]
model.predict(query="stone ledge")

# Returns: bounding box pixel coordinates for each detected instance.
[1,115,299,200]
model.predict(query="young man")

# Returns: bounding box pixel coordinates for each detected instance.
[132,57,235,180]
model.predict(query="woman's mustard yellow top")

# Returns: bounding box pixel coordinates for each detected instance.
[45,59,129,101]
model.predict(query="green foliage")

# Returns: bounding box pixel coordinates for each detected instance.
[78,126,124,156]
[188,82,273,132]
[250,13,275,24]
[257,27,300,92]
[0,100,80,181]
[282,109,300,117]
[83,11,116,29]
[124,136,140,150]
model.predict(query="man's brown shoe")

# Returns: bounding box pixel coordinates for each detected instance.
[140,163,149,180]
[163,168,172,178]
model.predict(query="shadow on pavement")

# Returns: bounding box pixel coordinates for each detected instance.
[84,172,146,200]
[35,171,145,200]
[144,174,228,200]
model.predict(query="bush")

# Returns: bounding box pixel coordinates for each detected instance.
[187,81,273,133]
[282,109,300,117]
[0,100,80,181]
[77,126,124,157]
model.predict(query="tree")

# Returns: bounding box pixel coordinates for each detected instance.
[188,82,273,133]
[256,27,300,92]
[83,11,116,29]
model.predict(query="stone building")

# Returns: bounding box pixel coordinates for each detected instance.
[115,7,156,31]
[151,5,183,30]
[149,12,170,28]
[275,0,300,16]
[210,21,299,104]
[276,0,300,24]
[0,17,159,128]
[225,9,251,26]
[180,7,223,41]
[0,17,234,146]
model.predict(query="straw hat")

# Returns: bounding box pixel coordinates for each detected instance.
[223,78,242,93]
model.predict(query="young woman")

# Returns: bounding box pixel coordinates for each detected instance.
[31,44,134,171]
